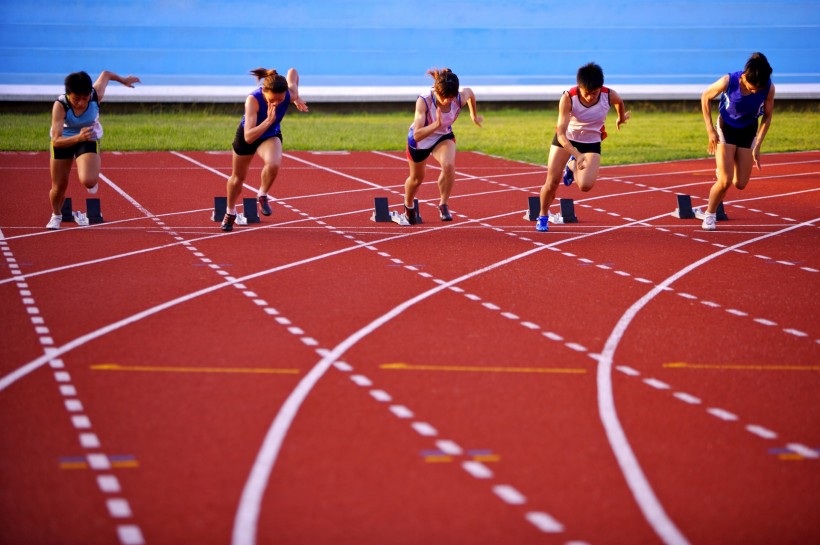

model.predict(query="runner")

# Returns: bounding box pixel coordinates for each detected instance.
[47,70,140,230]
[221,67,308,232]
[536,63,629,232]
[700,52,774,231]
[402,68,483,224]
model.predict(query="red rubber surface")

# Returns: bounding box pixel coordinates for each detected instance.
[1,150,818,545]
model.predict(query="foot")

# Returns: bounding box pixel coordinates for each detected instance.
[221,213,236,232]
[46,214,62,230]
[87,183,98,194]
[258,195,272,216]
[562,157,575,186]
[404,205,417,225]
[702,213,717,231]
[439,204,452,221]
[535,215,549,232]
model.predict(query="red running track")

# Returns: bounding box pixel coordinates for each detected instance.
[0,150,818,545]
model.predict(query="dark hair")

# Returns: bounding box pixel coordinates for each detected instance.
[250,68,288,93]
[743,52,772,88]
[64,71,93,95]
[576,63,604,90]
[427,68,460,99]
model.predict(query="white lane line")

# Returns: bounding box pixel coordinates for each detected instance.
[746,425,778,440]
[462,461,493,479]
[596,219,817,545]
[525,511,565,533]
[493,484,527,505]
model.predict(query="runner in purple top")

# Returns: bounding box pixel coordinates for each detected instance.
[221,67,309,232]
[700,52,775,231]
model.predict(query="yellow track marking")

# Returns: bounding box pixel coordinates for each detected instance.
[91,364,300,375]
[664,363,820,371]
[380,363,586,374]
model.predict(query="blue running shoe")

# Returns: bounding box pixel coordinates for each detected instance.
[562,156,575,186]
[535,215,549,232]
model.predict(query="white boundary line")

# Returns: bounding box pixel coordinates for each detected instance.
[595,217,818,545]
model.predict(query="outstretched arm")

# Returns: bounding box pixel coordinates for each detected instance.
[751,83,776,170]
[287,68,309,112]
[93,71,140,102]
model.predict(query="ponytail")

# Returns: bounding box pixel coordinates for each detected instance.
[250,67,288,93]
[427,68,459,99]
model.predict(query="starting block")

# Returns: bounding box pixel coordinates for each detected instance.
[60,198,103,225]
[671,194,728,221]
[671,194,696,219]
[523,197,577,223]
[86,198,103,224]
[242,197,260,224]
[370,197,392,222]
[61,198,75,222]
[523,196,540,221]
[694,202,728,221]
[371,198,422,225]
[212,196,227,222]
[546,198,578,224]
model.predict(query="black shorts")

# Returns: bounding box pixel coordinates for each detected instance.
[406,132,456,163]
[551,134,601,155]
[51,140,99,160]
[717,116,757,149]
[232,125,283,156]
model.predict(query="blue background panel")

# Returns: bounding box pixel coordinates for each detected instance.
[1,1,818,87]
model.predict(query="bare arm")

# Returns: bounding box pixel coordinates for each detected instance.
[460,88,483,127]
[752,83,776,169]
[609,89,631,130]
[242,95,274,145]
[701,75,729,155]
[93,70,140,102]
[49,101,94,148]
[287,68,309,112]
[410,96,440,143]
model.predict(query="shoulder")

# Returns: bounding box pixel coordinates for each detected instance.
[56,94,70,110]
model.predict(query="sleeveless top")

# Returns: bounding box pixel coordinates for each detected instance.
[53,88,103,140]
[719,71,771,129]
[565,87,610,144]
[407,90,463,149]
[239,87,291,139]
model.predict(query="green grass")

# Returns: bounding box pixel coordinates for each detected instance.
[1,104,817,165]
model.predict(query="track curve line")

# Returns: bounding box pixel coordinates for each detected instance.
[596,218,818,545]
[230,213,674,545]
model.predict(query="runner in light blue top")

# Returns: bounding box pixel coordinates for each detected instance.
[700,52,775,231]
[47,70,140,230]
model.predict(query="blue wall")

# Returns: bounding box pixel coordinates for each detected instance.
[1,1,818,87]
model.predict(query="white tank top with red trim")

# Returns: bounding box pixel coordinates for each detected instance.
[565,87,610,144]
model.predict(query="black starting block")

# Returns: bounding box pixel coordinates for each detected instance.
[559,198,578,223]
[672,194,728,221]
[671,194,696,219]
[243,197,260,224]
[61,198,75,222]
[694,202,728,222]
[86,198,104,224]
[371,198,423,225]
[370,197,391,222]
[524,196,540,221]
[213,196,227,222]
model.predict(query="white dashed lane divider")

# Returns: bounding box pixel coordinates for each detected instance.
[615,365,819,460]
[0,232,145,545]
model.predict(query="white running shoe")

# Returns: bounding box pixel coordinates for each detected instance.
[46,214,62,230]
[87,183,99,194]
[73,211,90,227]
[702,213,717,231]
